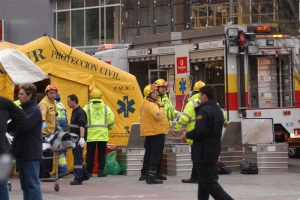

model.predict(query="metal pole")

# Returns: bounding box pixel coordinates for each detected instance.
[229,0,233,24]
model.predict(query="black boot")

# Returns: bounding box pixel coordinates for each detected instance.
[97,169,107,177]
[139,173,146,181]
[139,166,147,181]
[146,167,163,184]
[181,177,198,183]
[156,172,167,180]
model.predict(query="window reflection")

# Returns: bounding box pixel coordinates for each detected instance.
[71,10,84,46]
[86,8,99,46]
[57,11,70,45]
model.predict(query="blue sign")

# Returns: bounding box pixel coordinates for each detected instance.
[117,96,135,117]
[179,78,187,94]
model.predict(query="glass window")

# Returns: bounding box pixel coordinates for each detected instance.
[122,28,137,43]
[100,7,105,43]
[155,0,171,6]
[139,0,153,7]
[53,13,56,38]
[122,8,137,27]
[71,10,84,46]
[57,11,71,45]
[174,3,190,31]
[106,6,121,43]
[57,0,70,10]
[105,0,120,5]
[154,5,171,26]
[86,8,99,46]
[122,0,138,9]
[139,26,153,35]
[86,0,99,7]
[138,6,153,27]
[197,61,225,108]
[52,1,57,11]
[156,25,171,33]
[71,0,84,8]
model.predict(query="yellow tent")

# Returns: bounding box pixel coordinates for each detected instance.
[17,36,143,145]
[0,41,21,51]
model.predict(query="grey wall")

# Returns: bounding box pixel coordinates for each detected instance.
[0,0,52,45]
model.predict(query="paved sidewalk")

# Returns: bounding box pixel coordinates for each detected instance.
[7,170,300,200]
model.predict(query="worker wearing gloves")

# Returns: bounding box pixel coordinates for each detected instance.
[38,84,60,179]
[83,88,115,177]
[140,84,169,184]
[139,79,181,181]
[67,94,90,185]
[173,81,228,184]
[55,93,69,178]
[155,79,181,127]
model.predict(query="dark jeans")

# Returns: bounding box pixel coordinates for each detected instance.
[18,160,42,200]
[0,180,9,200]
[196,162,233,200]
[86,141,107,173]
[72,141,89,182]
[144,134,165,171]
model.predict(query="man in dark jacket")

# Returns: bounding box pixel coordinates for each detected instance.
[182,86,233,200]
[12,83,43,200]
[0,96,26,200]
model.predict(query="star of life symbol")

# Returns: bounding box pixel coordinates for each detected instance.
[117,96,135,118]
[179,78,187,94]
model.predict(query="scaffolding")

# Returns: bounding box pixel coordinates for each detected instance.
[192,1,278,29]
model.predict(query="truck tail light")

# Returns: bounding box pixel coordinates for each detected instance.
[253,111,261,117]
[283,110,291,116]
[295,129,300,135]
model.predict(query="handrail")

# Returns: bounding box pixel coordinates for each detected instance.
[192,1,278,29]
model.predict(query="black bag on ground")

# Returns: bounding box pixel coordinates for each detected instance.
[240,161,259,174]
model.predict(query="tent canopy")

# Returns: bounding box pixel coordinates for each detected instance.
[0,48,49,99]
[17,36,143,145]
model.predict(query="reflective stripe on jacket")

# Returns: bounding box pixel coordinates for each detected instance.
[157,93,178,128]
[83,98,115,142]
[174,93,200,145]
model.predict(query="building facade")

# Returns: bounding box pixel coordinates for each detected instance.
[0,0,299,54]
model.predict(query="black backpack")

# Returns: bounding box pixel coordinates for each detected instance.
[240,161,259,174]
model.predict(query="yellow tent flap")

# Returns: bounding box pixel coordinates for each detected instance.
[17,36,143,145]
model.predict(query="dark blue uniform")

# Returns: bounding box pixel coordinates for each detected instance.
[187,99,233,200]
[69,106,89,183]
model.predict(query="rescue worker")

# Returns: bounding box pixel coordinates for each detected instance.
[55,93,69,177]
[67,94,90,185]
[140,84,169,184]
[139,85,152,180]
[38,84,60,179]
[83,88,115,177]
[182,85,233,200]
[173,81,228,184]
[139,79,181,181]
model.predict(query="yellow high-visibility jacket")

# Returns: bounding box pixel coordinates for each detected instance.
[38,96,57,134]
[83,98,115,142]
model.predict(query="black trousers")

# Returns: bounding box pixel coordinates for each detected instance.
[86,141,107,173]
[40,151,52,178]
[196,162,233,200]
[144,134,165,171]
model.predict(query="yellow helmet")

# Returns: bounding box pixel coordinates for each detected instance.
[90,88,102,98]
[193,81,205,91]
[143,84,158,97]
[154,79,169,88]
[45,84,58,93]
